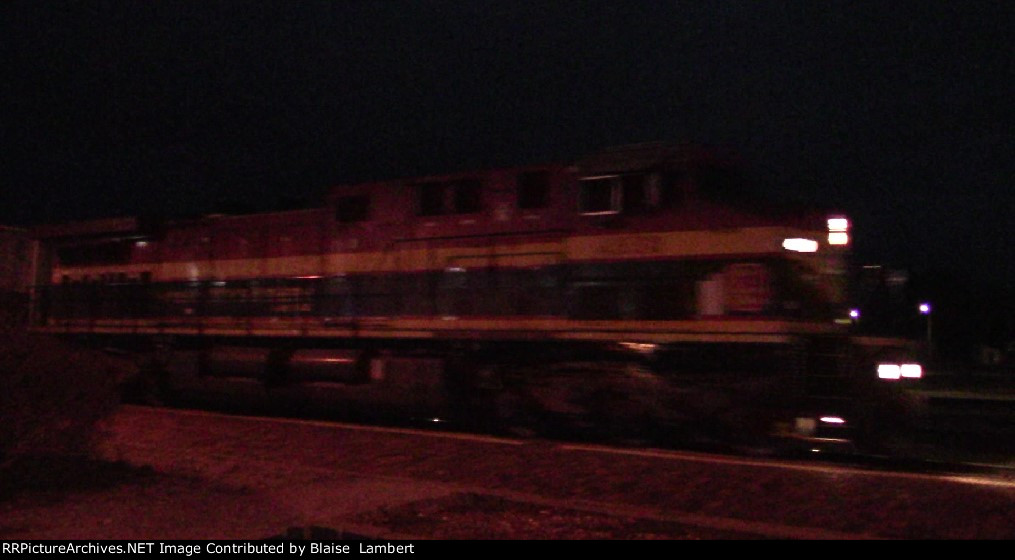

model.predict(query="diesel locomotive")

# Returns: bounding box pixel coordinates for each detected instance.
[26,144,922,448]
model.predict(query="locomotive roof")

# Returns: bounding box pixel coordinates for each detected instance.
[31,143,821,234]
[326,162,565,199]
[576,143,738,176]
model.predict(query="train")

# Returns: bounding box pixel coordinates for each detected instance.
[24,143,923,450]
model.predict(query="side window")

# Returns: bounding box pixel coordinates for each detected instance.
[451,179,482,214]
[416,182,446,216]
[56,242,131,266]
[621,174,647,213]
[517,171,550,209]
[579,177,619,214]
[335,195,371,223]
[416,178,483,216]
[660,171,687,209]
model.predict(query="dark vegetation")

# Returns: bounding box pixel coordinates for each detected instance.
[0,327,135,472]
[0,455,155,503]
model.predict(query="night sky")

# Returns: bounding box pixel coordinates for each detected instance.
[2,2,1012,295]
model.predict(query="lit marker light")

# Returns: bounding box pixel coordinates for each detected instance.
[878,364,901,380]
[828,232,850,245]
[819,416,845,424]
[849,309,860,319]
[900,364,923,379]
[827,218,849,232]
[782,238,819,253]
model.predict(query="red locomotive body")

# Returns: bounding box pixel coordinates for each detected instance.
[29,144,914,449]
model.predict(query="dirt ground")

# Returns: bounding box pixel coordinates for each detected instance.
[2,406,1014,540]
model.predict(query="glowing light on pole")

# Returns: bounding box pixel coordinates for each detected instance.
[919,302,932,362]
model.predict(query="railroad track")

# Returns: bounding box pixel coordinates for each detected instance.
[85,404,1015,539]
[132,402,1015,480]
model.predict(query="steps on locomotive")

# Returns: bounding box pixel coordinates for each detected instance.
[783,336,857,445]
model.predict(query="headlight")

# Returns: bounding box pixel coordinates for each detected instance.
[900,363,923,379]
[877,362,923,381]
[877,363,901,380]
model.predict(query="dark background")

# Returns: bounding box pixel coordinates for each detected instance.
[2,2,1011,359]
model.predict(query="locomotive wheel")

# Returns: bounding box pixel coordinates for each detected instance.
[121,353,170,406]
[588,386,655,446]
[493,390,540,438]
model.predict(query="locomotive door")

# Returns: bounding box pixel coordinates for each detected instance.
[389,237,441,319]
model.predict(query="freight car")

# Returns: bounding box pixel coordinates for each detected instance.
[28,144,922,449]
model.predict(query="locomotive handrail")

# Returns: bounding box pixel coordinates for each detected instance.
[391,228,570,244]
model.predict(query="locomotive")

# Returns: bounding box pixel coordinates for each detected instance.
[27,143,922,449]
